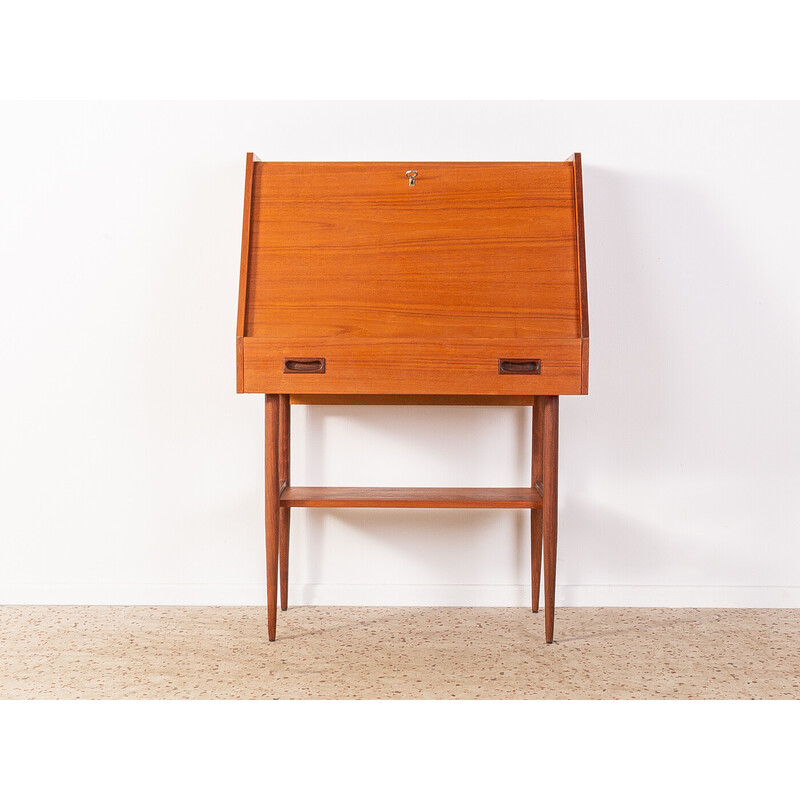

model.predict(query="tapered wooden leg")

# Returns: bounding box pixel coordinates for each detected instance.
[265,394,280,641]
[541,395,559,643]
[531,398,544,613]
[278,394,291,611]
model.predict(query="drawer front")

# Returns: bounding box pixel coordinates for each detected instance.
[241,338,583,395]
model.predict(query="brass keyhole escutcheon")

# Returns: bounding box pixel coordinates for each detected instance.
[405,169,418,187]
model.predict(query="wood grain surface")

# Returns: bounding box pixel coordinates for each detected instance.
[567,153,589,341]
[531,397,544,613]
[236,153,256,392]
[541,395,559,643]
[280,486,544,509]
[264,394,280,641]
[289,394,537,405]
[242,337,582,395]
[237,158,588,396]
[278,395,290,612]
[245,162,580,341]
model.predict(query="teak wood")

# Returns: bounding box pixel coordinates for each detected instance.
[278,395,290,612]
[280,486,543,509]
[237,156,589,644]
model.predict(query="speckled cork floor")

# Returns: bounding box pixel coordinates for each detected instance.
[1,606,799,699]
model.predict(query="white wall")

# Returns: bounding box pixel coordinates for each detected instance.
[1,101,799,606]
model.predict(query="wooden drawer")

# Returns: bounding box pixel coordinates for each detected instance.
[241,338,584,395]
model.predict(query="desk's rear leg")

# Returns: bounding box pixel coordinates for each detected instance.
[531,398,544,613]
[265,394,280,641]
[279,394,291,611]
[541,395,559,644]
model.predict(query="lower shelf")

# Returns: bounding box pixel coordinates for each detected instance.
[280,486,543,509]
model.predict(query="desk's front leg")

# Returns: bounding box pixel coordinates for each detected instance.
[279,394,291,611]
[541,395,559,644]
[265,394,280,641]
[531,398,544,613]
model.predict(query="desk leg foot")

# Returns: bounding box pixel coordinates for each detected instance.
[279,510,290,611]
[265,394,280,641]
[279,395,291,611]
[531,509,542,613]
[542,395,559,644]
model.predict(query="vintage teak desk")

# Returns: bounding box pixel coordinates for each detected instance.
[236,155,588,643]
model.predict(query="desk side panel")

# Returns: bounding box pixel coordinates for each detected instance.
[236,153,256,392]
[567,153,589,341]
[568,153,590,395]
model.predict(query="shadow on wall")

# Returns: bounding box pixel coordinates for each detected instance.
[563,164,798,589]
[291,164,796,592]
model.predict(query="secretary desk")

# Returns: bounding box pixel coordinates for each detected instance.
[236,155,589,643]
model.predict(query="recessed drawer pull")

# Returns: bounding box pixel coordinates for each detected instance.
[283,358,326,374]
[498,358,541,375]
